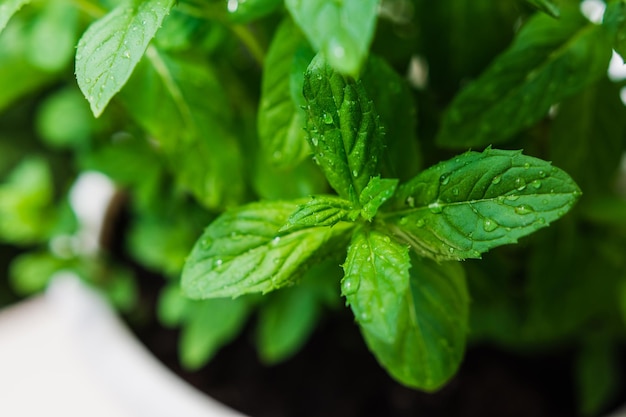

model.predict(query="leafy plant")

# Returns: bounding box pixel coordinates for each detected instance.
[1,0,626,415]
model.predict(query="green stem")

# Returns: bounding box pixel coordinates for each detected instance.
[68,0,106,18]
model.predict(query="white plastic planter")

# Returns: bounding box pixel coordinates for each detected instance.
[0,275,246,417]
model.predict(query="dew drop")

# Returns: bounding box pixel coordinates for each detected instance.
[523,163,530,169]
[359,310,372,322]
[448,247,455,254]
[536,217,546,225]
[271,236,281,245]
[201,237,212,249]
[342,276,360,296]
[439,174,450,185]
[538,170,546,178]
[85,77,92,83]
[322,112,333,124]
[515,178,526,191]
[311,136,319,146]
[452,188,460,196]
[483,218,498,232]
[214,258,223,267]
[531,179,542,189]
[405,196,415,207]
[514,204,534,215]
[428,201,443,214]
[491,175,502,185]
[123,50,131,59]
[352,169,359,178]
[506,194,520,201]
[416,218,425,227]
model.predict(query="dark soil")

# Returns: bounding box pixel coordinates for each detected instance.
[129,271,623,417]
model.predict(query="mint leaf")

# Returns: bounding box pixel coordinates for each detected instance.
[524,0,560,18]
[342,228,410,344]
[282,196,358,230]
[361,55,422,181]
[285,0,378,76]
[258,18,312,168]
[182,201,353,299]
[180,297,250,370]
[121,48,245,209]
[257,280,320,364]
[575,337,619,417]
[550,80,626,196]
[603,0,626,62]
[0,0,30,34]
[387,148,581,261]
[359,177,398,221]
[342,229,467,390]
[437,7,612,147]
[303,54,385,200]
[75,0,175,117]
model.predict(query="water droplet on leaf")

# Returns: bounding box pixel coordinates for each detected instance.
[514,205,534,215]
[416,218,425,228]
[342,276,359,296]
[491,175,502,185]
[515,178,526,191]
[483,218,498,232]
[428,202,443,214]
[531,179,541,189]
[322,112,333,124]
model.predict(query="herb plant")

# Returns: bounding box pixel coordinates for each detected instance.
[1,0,626,414]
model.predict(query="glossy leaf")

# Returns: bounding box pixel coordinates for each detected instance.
[75,0,175,116]
[524,0,560,18]
[182,201,353,299]
[603,0,626,62]
[0,0,30,34]
[258,18,312,168]
[360,55,422,181]
[303,54,385,200]
[359,251,469,391]
[342,228,411,344]
[359,177,398,221]
[282,195,358,230]
[437,7,613,147]
[285,0,378,76]
[386,148,581,261]
[180,297,250,369]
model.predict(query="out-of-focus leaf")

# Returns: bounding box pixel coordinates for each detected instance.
[180,297,250,369]
[26,1,77,71]
[0,0,31,34]
[524,0,560,18]
[575,336,619,416]
[437,7,612,147]
[603,0,626,62]
[549,79,626,196]
[227,0,282,23]
[285,0,378,76]
[36,88,93,149]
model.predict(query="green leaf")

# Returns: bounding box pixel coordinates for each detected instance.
[437,7,613,148]
[549,79,626,196]
[0,18,55,112]
[575,336,619,416]
[227,0,282,23]
[359,177,398,221]
[282,195,358,230]
[257,283,319,364]
[524,0,560,18]
[121,48,245,209]
[352,245,469,391]
[0,157,55,244]
[603,0,626,62]
[258,18,313,168]
[157,284,190,327]
[285,0,378,76]
[36,87,93,149]
[360,55,422,181]
[26,1,77,71]
[342,228,411,343]
[386,148,581,261]
[75,0,176,117]
[9,251,66,294]
[303,54,385,200]
[0,0,31,34]
[180,297,250,370]
[182,201,353,299]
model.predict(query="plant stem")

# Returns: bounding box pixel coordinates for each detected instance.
[68,0,105,18]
